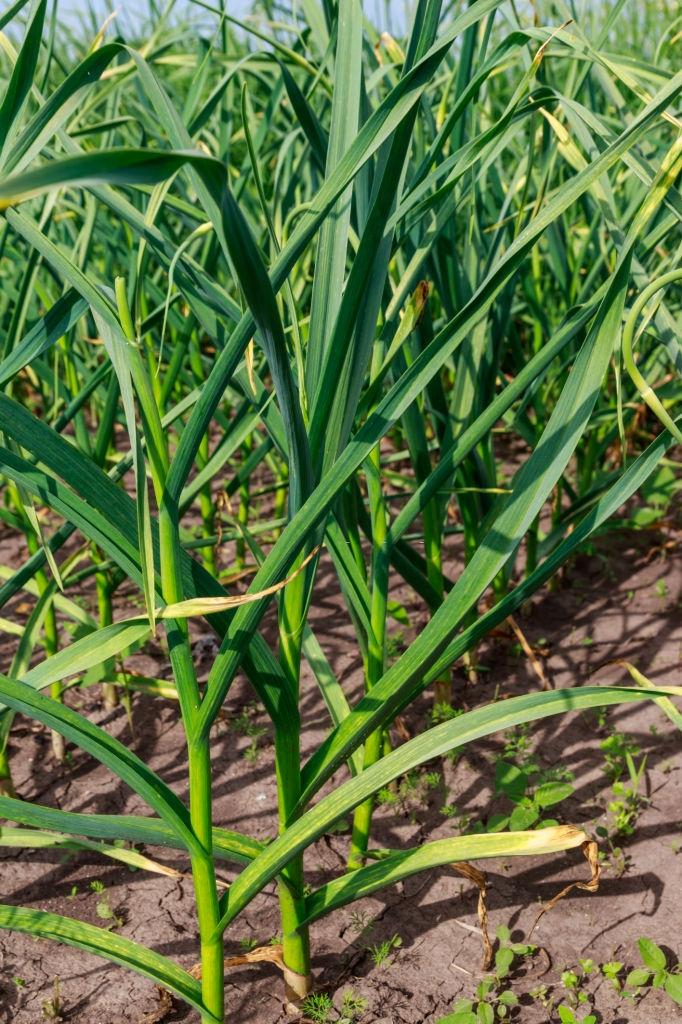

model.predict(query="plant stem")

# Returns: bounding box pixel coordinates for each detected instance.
[348,445,388,869]
[188,740,224,1024]
[423,497,450,705]
[277,568,312,1003]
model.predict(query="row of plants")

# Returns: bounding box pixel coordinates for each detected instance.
[0,0,680,1020]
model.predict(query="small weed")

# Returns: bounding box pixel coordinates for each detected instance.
[560,969,591,1009]
[600,960,623,992]
[348,909,373,936]
[600,731,640,781]
[368,933,402,967]
[437,929,533,1022]
[437,976,517,1023]
[238,936,259,951]
[559,956,597,1010]
[231,704,267,762]
[89,880,124,929]
[654,578,668,599]
[494,924,537,978]
[529,983,552,1009]
[338,989,368,1022]
[301,992,334,1023]
[607,752,648,836]
[470,759,573,833]
[386,629,406,660]
[557,1007,596,1024]
[622,938,682,1006]
[12,976,25,988]
[502,723,533,763]
[377,768,439,812]
[41,977,63,1021]
[429,702,463,726]
[595,830,630,877]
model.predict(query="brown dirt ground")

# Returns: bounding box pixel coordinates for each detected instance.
[0,516,681,1024]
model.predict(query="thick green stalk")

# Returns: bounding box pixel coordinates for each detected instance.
[25,533,62,758]
[348,445,388,869]
[422,499,451,705]
[188,739,224,1024]
[160,504,224,1022]
[147,295,224,1021]
[276,569,312,1002]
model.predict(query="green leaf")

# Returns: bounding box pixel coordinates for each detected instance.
[302,826,591,926]
[22,621,151,692]
[638,938,667,972]
[535,782,574,808]
[0,675,198,854]
[305,0,362,395]
[477,1002,494,1024]
[495,947,514,978]
[301,416,682,802]
[509,803,539,832]
[664,973,682,1006]
[625,968,651,988]
[223,684,681,930]
[0,904,215,1020]
[494,761,527,802]
[0,796,262,864]
[0,0,46,160]
[0,289,88,387]
[497,991,518,1006]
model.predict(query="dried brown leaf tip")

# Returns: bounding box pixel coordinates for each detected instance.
[137,987,174,1024]
[530,839,600,937]
[451,861,493,970]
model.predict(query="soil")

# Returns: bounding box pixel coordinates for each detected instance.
[0,518,681,1024]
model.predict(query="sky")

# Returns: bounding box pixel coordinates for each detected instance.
[59,0,408,33]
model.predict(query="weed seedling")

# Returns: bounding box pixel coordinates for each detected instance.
[301,992,334,1023]
[41,977,63,1021]
[529,983,552,1010]
[473,759,574,832]
[437,977,518,1023]
[338,989,368,1022]
[89,880,123,930]
[231,704,267,763]
[494,924,537,978]
[377,768,439,813]
[557,1006,596,1024]
[607,752,648,836]
[368,934,402,967]
[600,960,624,992]
[348,910,373,937]
[600,731,640,781]
[429,702,464,726]
[622,938,682,1006]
